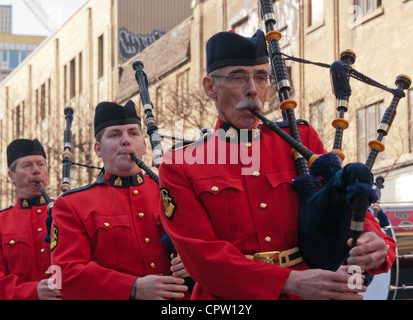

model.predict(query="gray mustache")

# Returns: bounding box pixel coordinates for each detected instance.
[236,98,263,111]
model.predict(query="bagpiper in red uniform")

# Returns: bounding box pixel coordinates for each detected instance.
[51,101,190,300]
[51,171,179,299]
[159,30,396,300]
[0,139,60,300]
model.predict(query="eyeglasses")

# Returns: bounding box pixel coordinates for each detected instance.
[209,73,275,87]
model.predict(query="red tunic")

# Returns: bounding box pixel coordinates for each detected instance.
[159,120,396,300]
[51,171,177,300]
[0,196,51,300]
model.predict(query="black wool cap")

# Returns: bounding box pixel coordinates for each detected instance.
[206,29,269,74]
[7,139,46,167]
[94,100,142,136]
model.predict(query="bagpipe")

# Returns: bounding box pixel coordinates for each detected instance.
[254,0,411,271]
[60,106,74,193]
[41,106,75,242]
[132,60,164,167]
[132,60,195,291]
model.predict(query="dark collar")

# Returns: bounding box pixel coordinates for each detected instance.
[216,121,261,144]
[19,196,47,209]
[105,172,145,188]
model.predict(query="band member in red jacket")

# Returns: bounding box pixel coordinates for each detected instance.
[0,139,61,300]
[159,30,396,300]
[51,101,190,300]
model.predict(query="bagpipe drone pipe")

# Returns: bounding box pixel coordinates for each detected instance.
[132,60,195,291]
[255,0,411,271]
[42,106,74,243]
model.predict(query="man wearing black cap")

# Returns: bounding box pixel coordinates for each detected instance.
[50,101,189,300]
[158,30,395,300]
[0,139,61,300]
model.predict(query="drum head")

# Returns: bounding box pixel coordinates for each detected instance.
[362,271,392,300]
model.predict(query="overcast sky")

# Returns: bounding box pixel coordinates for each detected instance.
[0,0,87,36]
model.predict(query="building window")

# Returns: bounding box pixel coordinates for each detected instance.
[176,69,189,107]
[308,0,324,27]
[98,34,104,79]
[14,105,21,138]
[354,0,382,18]
[310,99,325,142]
[357,101,385,162]
[409,89,413,153]
[9,51,20,69]
[35,89,39,125]
[2,50,7,66]
[156,86,164,122]
[79,52,83,94]
[177,70,189,97]
[63,65,67,103]
[22,101,26,136]
[272,0,290,32]
[1,50,30,70]
[70,58,76,99]
[47,79,51,116]
[40,83,46,120]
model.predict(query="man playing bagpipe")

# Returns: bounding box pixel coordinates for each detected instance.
[158,29,395,300]
[0,139,61,300]
[50,101,191,300]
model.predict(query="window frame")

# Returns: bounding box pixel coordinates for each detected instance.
[357,100,385,162]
